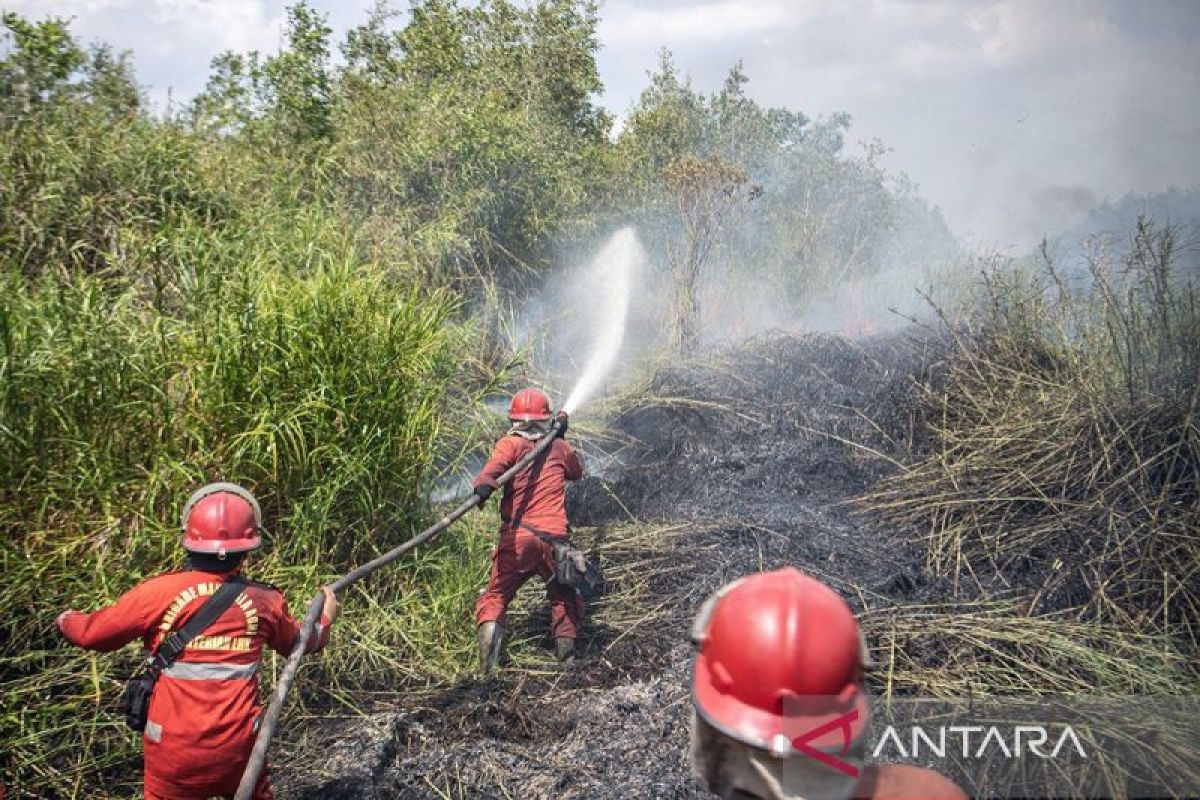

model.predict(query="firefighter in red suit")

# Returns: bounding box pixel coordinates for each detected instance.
[690,568,968,800]
[56,483,339,800]
[472,388,584,671]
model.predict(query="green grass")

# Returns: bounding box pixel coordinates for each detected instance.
[0,30,522,795]
[0,148,511,796]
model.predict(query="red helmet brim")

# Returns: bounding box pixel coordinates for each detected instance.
[182,535,261,554]
[692,659,869,753]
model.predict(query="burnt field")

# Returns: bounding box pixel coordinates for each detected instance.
[283,332,945,799]
[282,317,1200,799]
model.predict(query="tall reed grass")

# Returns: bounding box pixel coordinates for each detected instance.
[870,219,1199,650]
[0,130,508,797]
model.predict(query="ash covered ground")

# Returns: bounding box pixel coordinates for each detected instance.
[286,332,944,799]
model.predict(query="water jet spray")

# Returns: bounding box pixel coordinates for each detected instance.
[562,227,641,415]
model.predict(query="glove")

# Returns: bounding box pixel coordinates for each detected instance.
[56,610,77,634]
[321,586,341,624]
[554,411,569,438]
[474,484,494,504]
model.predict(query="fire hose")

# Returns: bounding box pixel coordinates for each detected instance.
[234,416,565,800]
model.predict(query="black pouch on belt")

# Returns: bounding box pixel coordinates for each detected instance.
[549,540,600,593]
[506,518,601,594]
[122,574,247,731]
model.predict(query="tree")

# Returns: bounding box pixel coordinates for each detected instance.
[263,1,333,145]
[188,2,332,147]
[188,51,264,136]
[0,13,84,117]
[662,154,759,352]
[340,0,404,93]
[618,52,958,325]
[1,14,139,123]
[333,0,608,285]
[82,43,140,118]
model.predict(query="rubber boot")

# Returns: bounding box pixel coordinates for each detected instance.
[554,637,576,664]
[477,621,503,675]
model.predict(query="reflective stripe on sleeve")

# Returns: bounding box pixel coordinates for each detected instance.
[162,661,259,680]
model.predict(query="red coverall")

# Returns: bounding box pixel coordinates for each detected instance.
[57,569,333,800]
[473,433,584,639]
[854,763,968,799]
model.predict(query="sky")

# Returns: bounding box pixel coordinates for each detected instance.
[5,0,1199,250]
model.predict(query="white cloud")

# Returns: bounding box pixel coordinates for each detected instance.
[965,0,1115,67]
[6,0,283,53]
[5,0,129,13]
[599,0,812,46]
[147,0,284,55]
[892,41,966,75]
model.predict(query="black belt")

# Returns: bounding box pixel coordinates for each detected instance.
[501,516,568,542]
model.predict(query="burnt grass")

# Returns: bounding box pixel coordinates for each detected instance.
[286,332,948,799]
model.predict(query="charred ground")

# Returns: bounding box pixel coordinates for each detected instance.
[284,332,948,799]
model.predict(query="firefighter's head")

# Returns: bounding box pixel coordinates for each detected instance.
[180,483,262,568]
[689,568,872,800]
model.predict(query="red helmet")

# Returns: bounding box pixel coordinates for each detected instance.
[691,567,869,755]
[508,387,553,421]
[180,482,262,556]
